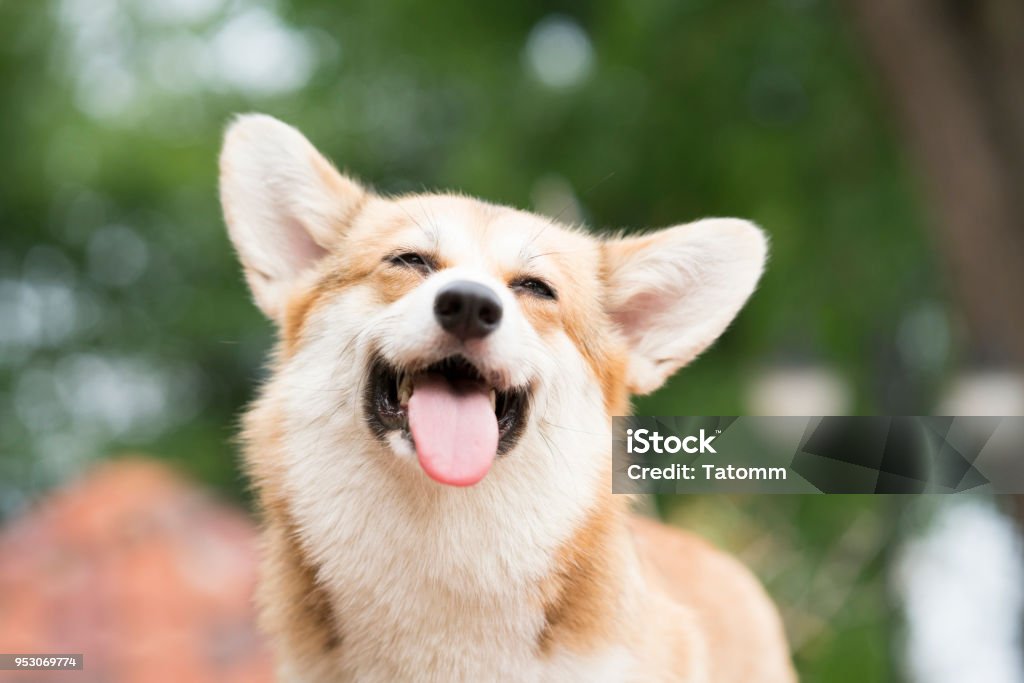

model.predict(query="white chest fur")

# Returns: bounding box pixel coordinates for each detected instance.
[277,421,626,680]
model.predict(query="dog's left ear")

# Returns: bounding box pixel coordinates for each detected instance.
[603,218,767,395]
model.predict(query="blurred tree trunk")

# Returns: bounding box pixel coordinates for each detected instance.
[845,0,1024,365]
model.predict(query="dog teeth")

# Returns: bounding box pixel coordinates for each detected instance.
[489,389,496,411]
[398,373,413,405]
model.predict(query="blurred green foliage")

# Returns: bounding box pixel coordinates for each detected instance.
[0,1,960,680]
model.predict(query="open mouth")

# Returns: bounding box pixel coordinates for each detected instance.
[365,355,530,483]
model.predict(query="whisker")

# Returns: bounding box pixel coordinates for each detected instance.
[540,419,605,437]
[521,170,616,260]
[396,201,436,247]
[417,197,442,250]
[526,245,602,262]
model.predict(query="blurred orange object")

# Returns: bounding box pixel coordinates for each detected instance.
[0,459,272,683]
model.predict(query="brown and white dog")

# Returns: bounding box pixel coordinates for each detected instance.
[218,114,796,682]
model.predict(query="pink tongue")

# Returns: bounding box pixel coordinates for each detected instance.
[407,375,498,486]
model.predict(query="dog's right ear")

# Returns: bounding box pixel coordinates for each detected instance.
[219,114,365,322]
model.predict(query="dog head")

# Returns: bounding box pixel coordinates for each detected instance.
[219,114,765,490]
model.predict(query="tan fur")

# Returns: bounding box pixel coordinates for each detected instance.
[219,114,795,682]
[537,485,628,655]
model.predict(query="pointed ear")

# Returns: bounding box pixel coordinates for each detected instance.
[218,114,366,321]
[604,218,767,395]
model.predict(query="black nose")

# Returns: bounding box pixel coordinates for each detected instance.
[434,280,503,340]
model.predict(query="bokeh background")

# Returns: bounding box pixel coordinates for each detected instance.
[2,0,1024,681]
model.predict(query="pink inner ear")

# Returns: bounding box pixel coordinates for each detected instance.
[279,216,329,276]
[611,291,667,345]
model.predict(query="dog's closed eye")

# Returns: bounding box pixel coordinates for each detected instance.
[510,277,557,301]
[388,251,436,274]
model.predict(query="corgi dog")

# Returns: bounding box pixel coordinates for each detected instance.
[219,114,796,683]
